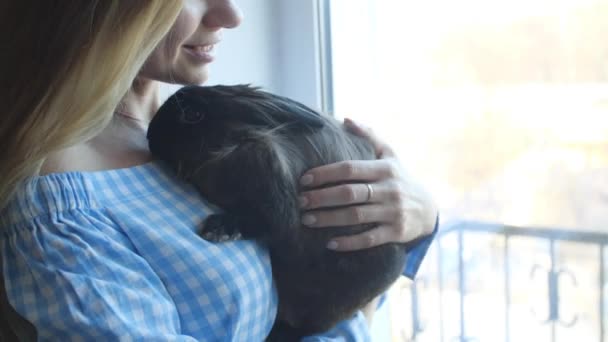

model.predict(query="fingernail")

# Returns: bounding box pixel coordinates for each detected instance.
[300,174,313,186]
[302,214,316,225]
[326,240,338,250]
[298,196,308,208]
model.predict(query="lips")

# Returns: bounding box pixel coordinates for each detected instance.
[184,44,214,54]
[182,42,218,63]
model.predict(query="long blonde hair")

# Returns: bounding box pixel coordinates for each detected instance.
[0,1,182,209]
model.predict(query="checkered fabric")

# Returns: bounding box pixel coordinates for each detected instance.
[0,160,432,341]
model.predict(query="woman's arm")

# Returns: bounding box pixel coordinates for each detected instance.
[1,218,200,341]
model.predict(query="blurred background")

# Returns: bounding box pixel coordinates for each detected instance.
[163,0,608,340]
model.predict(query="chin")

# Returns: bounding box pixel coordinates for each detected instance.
[173,66,210,85]
[160,71,209,86]
[185,72,209,85]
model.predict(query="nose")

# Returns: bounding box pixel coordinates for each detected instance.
[203,0,243,30]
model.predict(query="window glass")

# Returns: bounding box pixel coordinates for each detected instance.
[329,1,608,340]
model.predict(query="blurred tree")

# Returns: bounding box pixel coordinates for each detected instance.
[432,2,608,85]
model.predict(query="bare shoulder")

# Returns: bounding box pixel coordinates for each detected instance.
[40,119,152,175]
[40,144,99,175]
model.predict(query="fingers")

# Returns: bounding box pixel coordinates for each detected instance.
[301,203,403,228]
[295,118,432,253]
[300,159,399,188]
[299,183,379,209]
[344,118,395,158]
[326,225,395,251]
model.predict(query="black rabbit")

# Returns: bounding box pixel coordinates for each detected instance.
[147,85,408,340]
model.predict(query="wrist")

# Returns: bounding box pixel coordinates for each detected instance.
[361,296,382,327]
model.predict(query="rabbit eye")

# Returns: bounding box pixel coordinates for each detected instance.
[182,110,204,124]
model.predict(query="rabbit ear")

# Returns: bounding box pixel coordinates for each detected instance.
[178,85,326,131]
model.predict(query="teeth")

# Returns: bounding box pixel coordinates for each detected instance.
[192,45,213,53]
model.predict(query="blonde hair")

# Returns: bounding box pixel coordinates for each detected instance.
[0,1,182,209]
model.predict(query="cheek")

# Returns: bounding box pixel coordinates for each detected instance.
[139,9,202,82]
[166,9,200,54]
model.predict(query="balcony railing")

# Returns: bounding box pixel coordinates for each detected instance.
[400,220,607,342]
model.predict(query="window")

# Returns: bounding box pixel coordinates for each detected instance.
[328,0,608,340]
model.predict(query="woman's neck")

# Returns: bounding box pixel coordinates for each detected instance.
[40,79,163,175]
[115,78,161,128]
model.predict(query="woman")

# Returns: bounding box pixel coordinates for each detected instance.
[0,1,437,340]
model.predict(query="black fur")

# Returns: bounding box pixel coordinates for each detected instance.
[147,85,408,340]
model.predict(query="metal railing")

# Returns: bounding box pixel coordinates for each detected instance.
[402,220,607,342]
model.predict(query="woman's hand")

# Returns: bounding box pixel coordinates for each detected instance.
[298,118,437,252]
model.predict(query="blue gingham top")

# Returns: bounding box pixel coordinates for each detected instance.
[0,161,434,341]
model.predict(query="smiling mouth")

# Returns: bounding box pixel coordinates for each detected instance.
[182,44,216,62]
[184,44,214,53]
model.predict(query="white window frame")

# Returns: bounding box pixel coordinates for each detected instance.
[275,0,333,113]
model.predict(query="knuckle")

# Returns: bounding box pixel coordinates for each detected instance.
[364,233,376,248]
[386,163,400,179]
[341,162,357,178]
[341,186,357,203]
[343,239,357,250]
[306,194,318,208]
[394,208,407,225]
[388,186,403,203]
[351,207,366,223]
